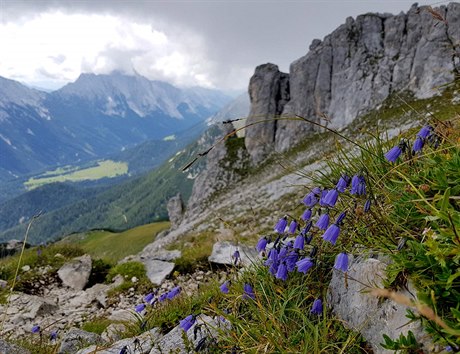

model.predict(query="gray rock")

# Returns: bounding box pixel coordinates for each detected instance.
[143,259,175,286]
[150,315,218,354]
[141,249,181,262]
[244,63,289,164]
[108,309,133,322]
[327,257,431,354]
[14,293,58,320]
[167,193,184,229]
[0,279,7,288]
[0,339,31,354]
[101,323,126,342]
[58,327,104,354]
[208,241,259,266]
[77,328,160,354]
[58,254,92,291]
[85,283,110,308]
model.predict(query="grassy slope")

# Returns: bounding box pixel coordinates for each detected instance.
[60,221,170,263]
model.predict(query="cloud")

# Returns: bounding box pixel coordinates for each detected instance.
[1,0,439,90]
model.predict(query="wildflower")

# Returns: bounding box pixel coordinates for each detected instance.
[269,262,279,276]
[417,125,432,139]
[135,304,145,313]
[312,186,321,195]
[310,298,323,315]
[167,286,181,300]
[293,234,305,250]
[288,220,298,234]
[159,293,168,302]
[296,257,314,274]
[319,189,329,206]
[243,283,255,300]
[50,330,58,341]
[364,199,371,213]
[335,211,346,225]
[323,189,339,207]
[220,281,229,294]
[232,250,240,265]
[315,214,329,230]
[179,315,196,332]
[350,175,366,195]
[384,145,402,163]
[31,325,40,334]
[322,224,340,245]
[256,237,268,253]
[334,253,349,272]
[285,252,298,272]
[412,136,424,153]
[144,293,154,303]
[303,191,318,207]
[336,175,350,193]
[265,248,278,266]
[274,217,288,233]
[275,262,288,281]
[301,208,312,221]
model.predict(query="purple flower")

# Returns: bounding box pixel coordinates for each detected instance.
[275,263,288,281]
[265,248,278,266]
[179,315,196,332]
[315,214,329,230]
[296,257,314,274]
[256,237,268,253]
[334,253,349,272]
[301,208,312,221]
[144,293,154,303]
[232,250,241,265]
[294,234,305,250]
[243,283,255,300]
[135,304,145,313]
[322,224,340,245]
[274,217,288,234]
[412,137,424,153]
[288,220,298,234]
[385,146,402,163]
[319,189,329,207]
[220,281,229,294]
[336,175,350,193]
[285,252,299,272]
[350,175,366,195]
[50,330,58,341]
[417,125,432,139]
[31,325,40,334]
[278,245,289,259]
[310,298,323,315]
[364,199,371,213]
[269,262,279,276]
[335,211,346,225]
[323,189,339,207]
[303,192,318,208]
[312,187,321,195]
[167,286,181,300]
[159,293,168,302]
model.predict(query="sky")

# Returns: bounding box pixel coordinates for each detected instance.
[0,0,445,92]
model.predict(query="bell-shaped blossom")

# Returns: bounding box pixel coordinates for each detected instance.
[322,224,340,245]
[303,192,318,208]
[220,281,229,294]
[315,214,330,230]
[135,304,146,313]
[334,253,349,272]
[301,208,312,221]
[31,325,40,334]
[310,298,323,315]
[296,257,314,274]
[285,252,299,272]
[180,315,196,331]
[319,189,329,206]
[243,283,256,300]
[275,262,288,281]
[350,175,366,195]
[288,220,298,234]
[385,146,402,162]
[144,293,154,303]
[274,217,288,233]
[323,189,339,207]
[294,234,305,250]
[256,237,268,253]
[167,286,181,300]
[336,175,350,193]
[412,137,424,153]
[417,125,432,139]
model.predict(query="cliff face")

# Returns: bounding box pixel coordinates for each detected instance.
[245,3,460,163]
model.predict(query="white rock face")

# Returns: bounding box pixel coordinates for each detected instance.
[57,254,92,291]
[208,241,259,266]
[327,256,431,354]
[143,259,175,286]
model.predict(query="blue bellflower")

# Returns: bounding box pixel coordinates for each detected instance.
[135,304,145,313]
[315,214,330,230]
[301,208,312,221]
[232,250,241,265]
[417,125,432,139]
[350,175,366,195]
[334,253,349,272]
[310,298,323,315]
[144,293,154,303]
[296,257,314,274]
[180,315,196,332]
[275,262,288,281]
[274,217,288,234]
[159,293,168,302]
[31,325,40,334]
[256,237,268,253]
[385,146,402,163]
[285,252,299,272]
[288,220,298,234]
[323,189,339,207]
[50,330,58,341]
[412,136,424,153]
[303,192,318,208]
[220,281,230,294]
[322,224,340,245]
[294,234,305,250]
[243,283,256,300]
[336,175,350,193]
[167,286,181,300]
[336,211,346,225]
[319,189,329,206]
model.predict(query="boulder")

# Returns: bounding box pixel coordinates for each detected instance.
[58,327,104,354]
[143,259,175,286]
[101,323,126,342]
[208,241,259,266]
[327,256,431,354]
[0,339,30,354]
[58,255,92,291]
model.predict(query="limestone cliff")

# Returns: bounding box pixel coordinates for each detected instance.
[245,3,460,163]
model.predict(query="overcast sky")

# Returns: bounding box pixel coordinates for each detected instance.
[0,0,444,91]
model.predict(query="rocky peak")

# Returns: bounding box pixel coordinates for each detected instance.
[244,3,460,159]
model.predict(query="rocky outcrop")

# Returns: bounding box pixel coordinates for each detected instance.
[167,193,184,229]
[328,256,431,354]
[208,241,259,266]
[245,3,460,161]
[244,63,290,164]
[57,254,92,291]
[58,328,105,354]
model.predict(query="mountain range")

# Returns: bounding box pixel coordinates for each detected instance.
[0,72,231,181]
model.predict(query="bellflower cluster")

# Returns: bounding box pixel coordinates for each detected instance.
[243,283,256,300]
[179,315,196,332]
[385,125,435,162]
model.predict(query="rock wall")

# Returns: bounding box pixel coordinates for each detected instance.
[245,3,460,162]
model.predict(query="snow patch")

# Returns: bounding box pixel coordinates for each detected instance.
[0,134,12,146]
[26,128,35,136]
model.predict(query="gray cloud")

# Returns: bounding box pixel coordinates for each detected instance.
[2,0,441,90]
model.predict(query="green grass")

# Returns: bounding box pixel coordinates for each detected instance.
[24,160,128,190]
[60,221,170,263]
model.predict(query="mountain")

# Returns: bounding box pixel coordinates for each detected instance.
[0,72,231,181]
